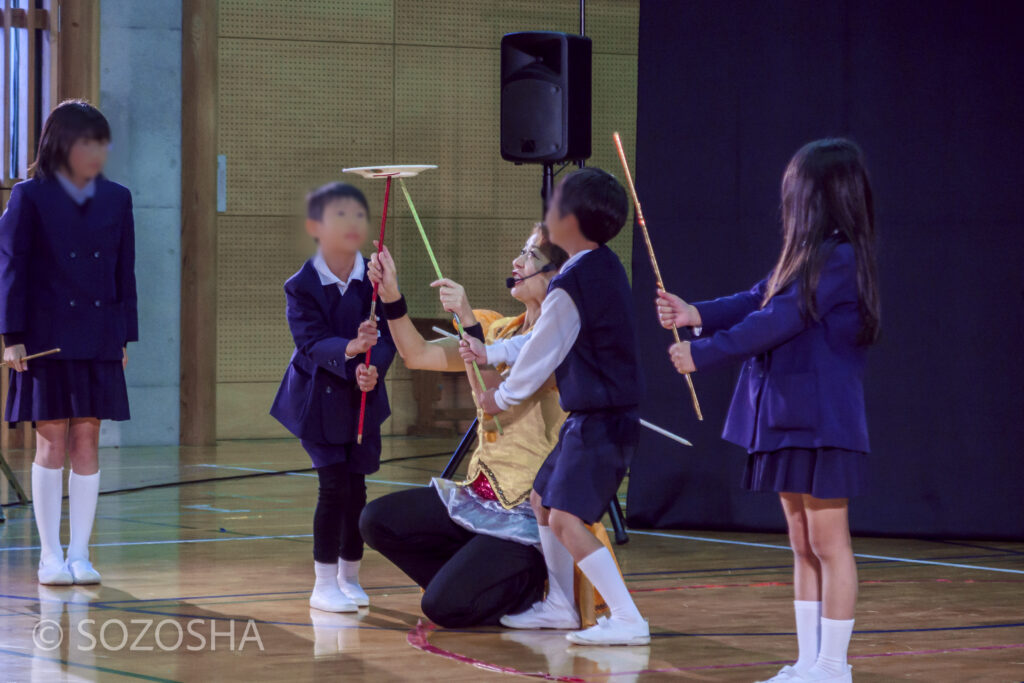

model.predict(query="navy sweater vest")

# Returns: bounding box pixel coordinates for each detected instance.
[548,245,643,412]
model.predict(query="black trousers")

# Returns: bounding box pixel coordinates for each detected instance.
[313,462,366,563]
[359,486,546,628]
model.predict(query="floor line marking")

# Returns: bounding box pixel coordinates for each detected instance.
[0,647,180,682]
[194,463,429,490]
[0,533,315,552]
[621,529,1024,575]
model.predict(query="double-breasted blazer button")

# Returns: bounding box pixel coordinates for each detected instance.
[69,299,76,307]
[94,300,101,307]
[70,251,77,258]
[93,251,100,258]
[325,386,333,394]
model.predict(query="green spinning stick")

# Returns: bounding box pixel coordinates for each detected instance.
[399,178,503,435]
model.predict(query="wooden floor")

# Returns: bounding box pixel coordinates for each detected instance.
[1,438,1022,682]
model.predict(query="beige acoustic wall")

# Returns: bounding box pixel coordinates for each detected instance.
[215,0,638,439]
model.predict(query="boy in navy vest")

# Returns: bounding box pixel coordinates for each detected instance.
[462,168,648,646]
[270,182,395,613]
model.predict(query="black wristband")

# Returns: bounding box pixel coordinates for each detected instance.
[380,295,408,320]
[463,322,485,343]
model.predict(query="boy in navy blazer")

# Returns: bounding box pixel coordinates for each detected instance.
[270,182,395,613]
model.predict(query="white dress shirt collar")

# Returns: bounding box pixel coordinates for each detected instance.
[55,171,97,206]
[312,251,364,295]
[559,248,593,274]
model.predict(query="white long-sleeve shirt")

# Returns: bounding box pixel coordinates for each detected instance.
[486,250,591,411]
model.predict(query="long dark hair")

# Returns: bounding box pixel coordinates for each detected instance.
[30,100,111,180]
[763,138,880,345]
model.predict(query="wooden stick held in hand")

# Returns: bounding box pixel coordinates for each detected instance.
[1,347,61,367]
[612,131,703,421]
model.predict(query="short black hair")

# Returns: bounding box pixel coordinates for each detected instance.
[554,167,629,244]
[31,100,111,180]
[306,182,369,221]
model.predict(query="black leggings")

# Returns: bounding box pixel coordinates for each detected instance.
[359,486,546,628]
[313,462,366,563]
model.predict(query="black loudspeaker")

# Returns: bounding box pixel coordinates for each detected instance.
[500,31,592,164]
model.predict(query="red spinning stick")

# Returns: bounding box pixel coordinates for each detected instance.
[356,174,393,445]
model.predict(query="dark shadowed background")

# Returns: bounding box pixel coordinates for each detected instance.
[628,0,1024,538]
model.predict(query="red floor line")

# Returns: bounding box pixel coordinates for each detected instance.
[406,620,586,682]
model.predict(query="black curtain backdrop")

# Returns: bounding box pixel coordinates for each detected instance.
[628,0,1024,539]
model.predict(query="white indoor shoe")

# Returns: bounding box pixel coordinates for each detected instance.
[565,616,650,646]
[500,600,581,630]
[38,560,73,586]
[795,665,852,682]
[68,558,102,585]
[338,580,369,607]
[310,583,358,613]
[756,664,803,682]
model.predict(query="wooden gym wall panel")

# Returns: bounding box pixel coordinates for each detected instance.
[216,215,306,383]
[395,0,637,55]
[214,0,638,439]
[391,217,539,316]
[217,37,394,216]
[219,0,392,42]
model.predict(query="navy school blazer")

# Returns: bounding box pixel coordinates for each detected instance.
[0,176,137,359]
[270,258,395,445]
[689,242,870,454]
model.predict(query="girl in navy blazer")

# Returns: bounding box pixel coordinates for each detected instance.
[658,139,880,683]
[270,182,395,613]
[0,101,136,586]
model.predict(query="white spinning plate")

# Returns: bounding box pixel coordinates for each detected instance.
[342,164,437,179]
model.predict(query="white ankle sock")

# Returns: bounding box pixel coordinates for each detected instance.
[793,600,822,672]
[576,546,642,622]
[31,464,64,566]
[68,470,100,563]
[338,559,361,586]
[314,560,339,588]
[813,616,854,674]
[538,525,575,609]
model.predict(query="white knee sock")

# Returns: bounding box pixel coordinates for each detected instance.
[538,525,576,609]
[67,470,100,563]
[576,546,642,623]
[31,464,64,567]
[793,600,822,672]
[812,616,855,674]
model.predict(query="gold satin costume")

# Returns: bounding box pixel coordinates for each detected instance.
[459,311,568,509]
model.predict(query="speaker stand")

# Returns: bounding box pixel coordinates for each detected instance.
[541,163,555,216]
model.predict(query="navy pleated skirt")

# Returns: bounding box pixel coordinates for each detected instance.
[742,447,867,499]
[5,359,130,424]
